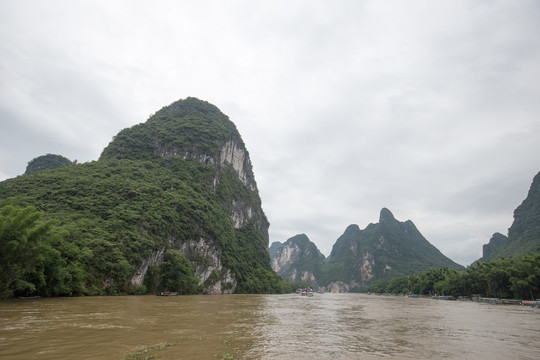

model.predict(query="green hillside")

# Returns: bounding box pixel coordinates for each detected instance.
[480,171,540,262]
[269,209,463,291]
[24,154,75,175]
[324,208,463,288]
[270,234,326,288]
[0,98,290,298]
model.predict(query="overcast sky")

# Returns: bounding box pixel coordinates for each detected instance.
[1,1,539,266]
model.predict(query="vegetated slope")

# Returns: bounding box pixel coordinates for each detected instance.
[325,209,463,290]
[24,154,75,175]
[479,170,540,262]
[0,97,289,297]
[269,208,463,292]
[478,232,509,263]
[270,234,326,288]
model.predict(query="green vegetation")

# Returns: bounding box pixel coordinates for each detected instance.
[100,97,240,162]
[0,97,289,298]
[272,210,464,291]
[120,342,177,360]
[0,205,75,298]
[366,252,540,300]
[270,234,326,289]
[324,210,463,287]
[24,154,75,175]
[481,171,540,261]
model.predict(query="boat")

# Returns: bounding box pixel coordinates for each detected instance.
[157,292,178,296]
[299,288,315,297]
[522,300,540,308]
[499,299,522,305]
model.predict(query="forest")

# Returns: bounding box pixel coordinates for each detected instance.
[0,159,291,298]
[0,98,295,299]
[2,200,538,300]
[365,252,540,300]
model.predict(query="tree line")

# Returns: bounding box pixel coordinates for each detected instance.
[365,252,540,300]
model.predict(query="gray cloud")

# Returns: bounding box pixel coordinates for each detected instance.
[1,1,540,265]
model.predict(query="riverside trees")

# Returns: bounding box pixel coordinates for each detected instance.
[366,253,540,300]
[0,205,74,298]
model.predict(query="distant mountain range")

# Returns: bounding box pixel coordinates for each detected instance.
[2,96,538,297]
[271,170,540,291]
[271,208,463,292]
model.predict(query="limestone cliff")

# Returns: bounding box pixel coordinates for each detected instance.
[478,233,508,262]
[98,98,272,293]
[326,209,463,289]
[270,234,325,288]
[270,208,463,291]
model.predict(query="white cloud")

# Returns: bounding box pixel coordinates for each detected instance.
[1,0,539,266]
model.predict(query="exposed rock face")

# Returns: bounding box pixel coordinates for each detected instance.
[176,237,236,294]
[325,281,350,293]
[271,208,463,291]
[130,246,167,287]
[219,140,255,191]
[360,252,375,281]
[480,233,508,261]
[101,98,269,293]
[270,234,325,288]
[327,209,463,289]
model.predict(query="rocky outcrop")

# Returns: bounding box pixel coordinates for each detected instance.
[270,234,325,288]
[480,233,508,262]
[219,139,255,191]
[324,281,351,293]
[272,208,463,292]
[327,209,463,289]
[359,251,375,281]
[100,98,272,293]
[130,246,167,287]
[176,237,237,294]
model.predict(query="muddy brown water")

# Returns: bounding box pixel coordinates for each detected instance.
[1,293,539,359]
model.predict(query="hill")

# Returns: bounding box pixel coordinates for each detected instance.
[479,170,540,262]
[270,234,326,288]
[24,154,75,175]
[270,208,463,291]
[325,208,463,291]
[0,97,289,297]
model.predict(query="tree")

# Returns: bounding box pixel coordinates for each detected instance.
[160,249,199,294]
[0,205,68,298]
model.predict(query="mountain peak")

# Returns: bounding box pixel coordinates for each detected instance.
[379,208,396,223]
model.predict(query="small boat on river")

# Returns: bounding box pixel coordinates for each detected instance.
[299,288,314,297]
[522,300,540,308]
[157,292,178,296]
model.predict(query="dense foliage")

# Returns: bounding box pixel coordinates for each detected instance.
[322,209,463,286]
[481,171,540,261]
[0,205,73,298]
[271,234,327,287]
[0,98,289,298]
[366,252,540,300]
[24,154,75,175]
[100,97,240,162]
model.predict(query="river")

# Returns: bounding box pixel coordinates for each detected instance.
[1,293,539,359]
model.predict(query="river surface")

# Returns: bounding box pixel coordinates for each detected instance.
[1,293,539,359]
